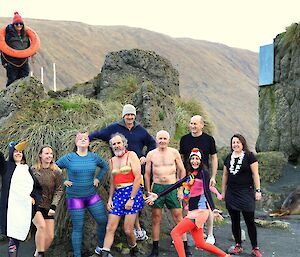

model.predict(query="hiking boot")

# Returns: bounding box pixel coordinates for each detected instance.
[228,244,243,254]
[134,228,149,241]
[205,234,216,245]
[251,247,263,257]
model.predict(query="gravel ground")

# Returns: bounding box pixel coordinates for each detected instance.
[1,214,299,257]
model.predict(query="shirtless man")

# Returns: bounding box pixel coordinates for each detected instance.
[144,130,192,257]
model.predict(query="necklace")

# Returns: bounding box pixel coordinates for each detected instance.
[229,151,245,175]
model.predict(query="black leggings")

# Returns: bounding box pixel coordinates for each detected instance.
[227,208,257,248]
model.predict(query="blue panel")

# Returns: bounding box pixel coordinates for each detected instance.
[259,44,274,86]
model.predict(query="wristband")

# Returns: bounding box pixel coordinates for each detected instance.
[129,196,135,200]
[256,189,261,193]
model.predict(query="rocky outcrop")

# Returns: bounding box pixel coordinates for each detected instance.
[94,48,179,136]
[256,24,300,163]
[0,77,46,126]
[96,48,179,99]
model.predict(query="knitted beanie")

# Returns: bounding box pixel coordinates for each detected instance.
[189,148,202,159]
[12,12,24,24]
[122,104,136,117]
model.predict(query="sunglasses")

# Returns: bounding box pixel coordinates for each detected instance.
[14,22,24,26]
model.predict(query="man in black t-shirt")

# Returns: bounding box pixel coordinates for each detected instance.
[179,115,218,245]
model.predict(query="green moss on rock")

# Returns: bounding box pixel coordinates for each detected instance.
[256,151,287,183]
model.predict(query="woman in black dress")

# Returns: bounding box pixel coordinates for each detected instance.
[221,134,263,257]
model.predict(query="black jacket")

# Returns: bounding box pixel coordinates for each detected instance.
[1,24,30,66]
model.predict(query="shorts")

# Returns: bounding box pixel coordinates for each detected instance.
[151,183,182,209]
[67,194,101,210]
[111,185,144,216]
[36,207,54,220]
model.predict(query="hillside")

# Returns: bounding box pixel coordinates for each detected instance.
[0,18,258,147]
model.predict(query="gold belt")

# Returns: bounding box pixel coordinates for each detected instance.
[115,182,133,188]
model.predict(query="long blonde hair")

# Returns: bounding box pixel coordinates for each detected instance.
[33,145,59,171]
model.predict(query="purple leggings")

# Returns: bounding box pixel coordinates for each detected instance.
[67,194,101,210]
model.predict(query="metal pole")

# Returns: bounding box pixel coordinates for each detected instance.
[53,63,56,92]
[41,67,44,84]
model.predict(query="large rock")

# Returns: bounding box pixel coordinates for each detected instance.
[0,77,46,125]
[256,24,300,163]
[96,48,179,99]
[133,81,177,137]
[95,48,179,136]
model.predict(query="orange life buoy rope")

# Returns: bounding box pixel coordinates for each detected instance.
[0,26,40,58]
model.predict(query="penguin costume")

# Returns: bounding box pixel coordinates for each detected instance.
[0,141,41,256]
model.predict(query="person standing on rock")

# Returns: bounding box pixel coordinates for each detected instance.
[144,130,192,257]
[1,12,32,87]
[146,148,231,257]
[32,145,63,257]
[179,115,218,245]
[56,132,109,257]
[89,104,156,241]
[222,134,263,257]
[99,133,144,257]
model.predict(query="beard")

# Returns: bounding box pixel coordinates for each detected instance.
[113,149,126,157]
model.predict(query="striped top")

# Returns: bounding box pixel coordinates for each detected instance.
[56,152,109,198]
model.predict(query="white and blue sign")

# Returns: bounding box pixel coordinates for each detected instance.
[259,43,274,86]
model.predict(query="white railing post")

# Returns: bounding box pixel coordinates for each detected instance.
[40,67,44,84]
[53,63,56,92]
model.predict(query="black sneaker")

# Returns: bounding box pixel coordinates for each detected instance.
[100,250,113,257]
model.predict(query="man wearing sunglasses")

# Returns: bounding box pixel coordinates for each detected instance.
[1,12,31,87]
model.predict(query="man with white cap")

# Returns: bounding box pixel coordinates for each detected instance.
[89,104,156,248]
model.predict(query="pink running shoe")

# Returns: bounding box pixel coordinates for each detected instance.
[228,244,244,255]
[251,247,263,257]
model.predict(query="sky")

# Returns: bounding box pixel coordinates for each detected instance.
[1,0,300,52]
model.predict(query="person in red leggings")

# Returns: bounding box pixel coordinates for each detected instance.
[146,148,231,257]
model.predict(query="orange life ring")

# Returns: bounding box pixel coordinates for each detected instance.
[0,26,40,58]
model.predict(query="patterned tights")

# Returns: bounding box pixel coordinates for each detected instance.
[69,200,107,257]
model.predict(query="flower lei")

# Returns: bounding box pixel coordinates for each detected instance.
[229,151,245,175]
[182,170,198,201]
